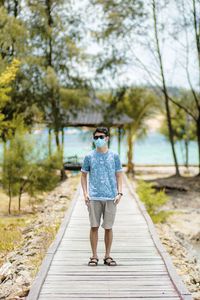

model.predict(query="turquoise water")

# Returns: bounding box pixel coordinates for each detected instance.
[0,127,198,165]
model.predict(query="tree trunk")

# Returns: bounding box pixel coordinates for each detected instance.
[14,0,18,17]
[152,0,180,176]
[8,181,12,215]
[3,140,7,174]
[18,186,23,212]
[18,180,28,212]
[127,127,134,174]
[118,127,121,157]
[196,116,200,176]
[185,140,189,170]
[164,95,180,176]
[192,0,200,88]
[60,127,67,181]
[55,129,60,150]
[61,127,64,156]
[48,128,52,156]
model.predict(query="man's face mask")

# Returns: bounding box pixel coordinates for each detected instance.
[93,134,107,148]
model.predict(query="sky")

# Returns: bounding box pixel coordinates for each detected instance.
[74,0,199,91]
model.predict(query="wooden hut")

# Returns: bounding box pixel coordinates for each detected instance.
[46,97,133,170]
[61,97,132,154]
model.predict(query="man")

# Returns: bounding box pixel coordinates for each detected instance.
[81,127,123,266]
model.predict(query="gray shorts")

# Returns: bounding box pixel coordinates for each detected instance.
[87,200,117,229]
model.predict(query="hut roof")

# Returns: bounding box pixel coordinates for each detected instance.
[60,98,133,127]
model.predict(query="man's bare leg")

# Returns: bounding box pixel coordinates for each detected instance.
[104,228,113,258]
[90,226,99,258]
[104,228,117,265]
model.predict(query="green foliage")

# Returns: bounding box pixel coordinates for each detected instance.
[0,7,27,66]
[97,86,159,172]
[119,87,159,134]
[136,179,174,223]
[93,0,144,38]
[31,1,89,148]
[0,1,89,148]
[160,91,196,166]
[0,59,21,105]
[160,100,196,143]
[90,0,145,82]
[0,59,21,139]
[117,87,159,172]
[1,126,62,213]
[2,126,33,197]
[60,88,90,111]
[28,150,62,196]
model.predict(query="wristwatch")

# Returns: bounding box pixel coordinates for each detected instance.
[117,192,123,196]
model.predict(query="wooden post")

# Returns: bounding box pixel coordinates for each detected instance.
[61,127,67,180]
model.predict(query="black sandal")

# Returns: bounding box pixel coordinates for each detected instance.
[88,257,99,266]
[103,256,117,266]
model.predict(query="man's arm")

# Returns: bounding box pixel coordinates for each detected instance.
[114,171,123,204]
[81,172,90,206]
[116,171,123,194]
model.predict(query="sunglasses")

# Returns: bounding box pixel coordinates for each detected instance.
[93,135,106,140]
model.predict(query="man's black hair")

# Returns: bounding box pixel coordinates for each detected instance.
[93,127,109,137]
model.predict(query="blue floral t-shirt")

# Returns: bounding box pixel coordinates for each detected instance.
[81,149,123,200]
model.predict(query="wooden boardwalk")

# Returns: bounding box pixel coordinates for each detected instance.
[26,173,192,300]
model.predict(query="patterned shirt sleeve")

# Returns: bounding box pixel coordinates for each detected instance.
[114,153,123,172]
[81,155,90,173]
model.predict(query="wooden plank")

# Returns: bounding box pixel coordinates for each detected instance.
[41,285,177,292]
[39,297,181,300]
[44,276,172,283]
[48,267,168,272]
[39,292,179,297]
[52,260,165,265]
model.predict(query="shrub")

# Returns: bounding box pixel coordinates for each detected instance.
[27,150,62,197]
[136,179,174,223]
[2,129,34,213]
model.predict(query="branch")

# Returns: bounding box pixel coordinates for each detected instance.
[168,95,197,121]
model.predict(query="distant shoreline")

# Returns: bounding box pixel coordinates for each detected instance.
[127,164,198,167]
[125,165,199,176]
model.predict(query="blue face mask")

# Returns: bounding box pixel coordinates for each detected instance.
[93,137,107,148]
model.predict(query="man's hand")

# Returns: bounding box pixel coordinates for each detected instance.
[114,194,122,205]
[84,193,90,206]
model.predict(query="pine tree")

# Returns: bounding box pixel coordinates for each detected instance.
[26,0,90,179]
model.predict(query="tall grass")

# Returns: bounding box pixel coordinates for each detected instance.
[0,217,28,254]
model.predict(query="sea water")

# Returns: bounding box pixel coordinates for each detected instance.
[0,127,198,165]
